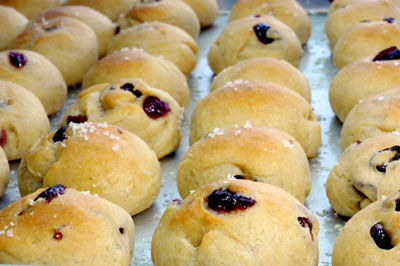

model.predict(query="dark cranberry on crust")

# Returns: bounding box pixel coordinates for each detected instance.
[373,47,400,62]
[67,115,88,124]
[370,223,393,250]
[52,126,69,143]
[207,188,256,213]
[34,184,67,203]
[143,96,170,119]
[9,51,27,68]
[253,23,275,45]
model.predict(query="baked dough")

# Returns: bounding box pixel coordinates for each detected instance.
[0,0,65,19]
[0,50,67,115]
[329,0,400,14]
[82,49,190,107]
[107,22,198,76]
[325,0,400,50]
[189,81,321,158]
[63,0,136,21]
[228,0,311,45]
[333,19,400,69]
[181,0,219,27]
[0,6,28,51]
[330,49,400,122]
[208,15,302,74]
[18,122,160,216]
[117,0,200,40]
[340,88,400,150]
[332,190,400,265]
[327,134,400,217]
[0,80,49,161]
[152,179,319,266]
[0,147,9,197]
[178,126,311,203]
[59,79,183,159]
[210,57,311,102]
[31,5,114,57]
[0,185,134,265]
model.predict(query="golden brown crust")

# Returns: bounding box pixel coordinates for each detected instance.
[181,0,219,27]
[0,148,9,198]
[0,0,66,19]
[0,6,28,51]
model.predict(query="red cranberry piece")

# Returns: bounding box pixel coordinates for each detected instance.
[9,51,27,68]
[0,129,6,147]
[370,223,393,249]
[233,175,245,180]
[67,114,88,124]
[207,188,256,213]
[354,140,362,145]
[253,23,274,44]
[115,26,121,35]
[119,227,124,234]
[298,217,313,236]
[52,126,68,143]
[18,209,27,216]
[373,47,400,61]
[143,96,171,119]
[375,145,400,173]
[120,83,142,98]
[395,199,400,211]
[53,230,63,240]
[383,17,395,23]
[34,184,66,203]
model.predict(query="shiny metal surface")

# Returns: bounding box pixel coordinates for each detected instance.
[0,9,345,266]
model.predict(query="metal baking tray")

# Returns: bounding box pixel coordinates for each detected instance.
[1,3,344,266]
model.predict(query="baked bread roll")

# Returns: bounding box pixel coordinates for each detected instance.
[228,0,311,45]
[117,0,200,40]
[0,80,49,161]
[59,79,183,159]
[0,147,9,197]
[152,179,319,266]
[340,88,400,150]
[0,0,65,19]
[330,47,400,122]
[325,0,400,50]
[209,57,311,102]
[0,50,67,115]
[63,0,136,21]
[333,19,400,69]
[9,16,98,87]
[181,0,219,27]
[18,122,160,216]
[327,134,400,217]
[0,185,134,265]
[31,5,114,57]
[107,22,198,76]
[190,81,321,158]
[0,6,28,51]
[208,15,302,74]
[82,49,190,107]
[332,190,400,265]
[178,126,311,203]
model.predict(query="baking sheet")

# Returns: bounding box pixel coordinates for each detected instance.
[0,9,345,266]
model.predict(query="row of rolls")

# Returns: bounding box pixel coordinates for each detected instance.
[325,0,400,265]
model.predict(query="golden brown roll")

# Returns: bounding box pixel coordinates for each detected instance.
[181,0,219,27]
[59,79,183,159]
[178,126,311,203]
[332,190,400,265]
[0,80,49,161]
[325,0,400,50]
[82,49,190,107]
[190,81,321,158]
[117,0,200,40]
[0,147,9,197]
[18,122,160,216]
[329,0,400,14]
[210,57,311,102]
[0,6,28,51]
[152,179,319,266]
[340,88,400,150]
[63,0,136,21]
[330,47,400,122]
[9,16,98,86]
[0,0,65,19]
[228,0,311,45]
[0,185,134,265]
[0,50,67,115]
[107,22,198,76]
[333,19,400,69]
[208,15,302,74]
[31,5,114,57]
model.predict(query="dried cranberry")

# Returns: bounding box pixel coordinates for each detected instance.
[120,83,142,98]
[370,223,393,250]
[253,23,274,44]
[52,126,68,143]
[354,140,362,145]
[115,26,121,35]
[298,217,313,235]
[172,198,182,205]
[329,0,334,3]
[0,129,6,147]
[395,199,400,211]
[44,25,60,31]
[143,96,170,119]
[360,20,371,23]
[18,209,27,216]
[373,47,400,61]
[34,184,66,203]
[375,145,400,173]
[253,14,260,18]
[383,17,395,23]
[119,227,124,234]
[8,51,27,68]
[207,188,256,213]
[67,114,88,124]
[233,175,245,180]
[53,230,63,240]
